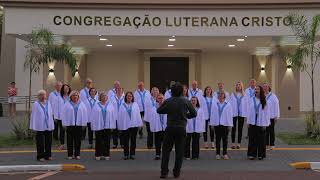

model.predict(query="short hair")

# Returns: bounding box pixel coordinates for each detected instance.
[171,82,183,97]
[69,90,80,98]
[55,81,62,86]
[86,78,93,83]
[11,82,15,85]
[37,89,46,96]
[218,90,226,99]
[99,91,107,101]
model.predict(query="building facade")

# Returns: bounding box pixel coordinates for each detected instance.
[1,0,320,117]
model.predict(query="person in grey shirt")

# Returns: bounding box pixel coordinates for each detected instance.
[157,82,197,179]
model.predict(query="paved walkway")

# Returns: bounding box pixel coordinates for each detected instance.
[0,116,319,179]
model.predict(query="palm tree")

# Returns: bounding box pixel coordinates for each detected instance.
[24,27,77,119]
[286,13,320,125]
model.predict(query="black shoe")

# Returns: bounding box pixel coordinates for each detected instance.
[191,157,199,160]
[154,156,160,160]
[258,157,264,160]
[173,171,180,178]
[248,156,255,160]
[123,156,129,160]
[129,155,135,160]
[160,174,168,179]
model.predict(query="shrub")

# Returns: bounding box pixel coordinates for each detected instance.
[305,112,320,139]
[11,116,34,140]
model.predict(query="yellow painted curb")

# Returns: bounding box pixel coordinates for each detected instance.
[290,162,311,169]
[62,164,86,171]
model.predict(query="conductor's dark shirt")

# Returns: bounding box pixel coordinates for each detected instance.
[157,96,197,128]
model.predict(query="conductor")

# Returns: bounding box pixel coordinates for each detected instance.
[157,82,197,179]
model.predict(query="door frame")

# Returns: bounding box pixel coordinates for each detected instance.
[140,49,202,90]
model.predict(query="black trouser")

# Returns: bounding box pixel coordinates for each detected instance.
[247,125,266,158]
[55,120,65,145]
[35,131,52,160]
[231,116,245,144]
[112,121,123,147]
[154,131,165,156]
[82,123,93,144]
[203,119,214,142]
[138,112,144,137]
[66,126,83,157]
[266,119,276,146]
[185,133,200,159]
[146,122,154,148]
[95,129,111,157]
[53,119,59,140]
[122,127,138,156]
[161,126,186,175]
[214,125,229,155]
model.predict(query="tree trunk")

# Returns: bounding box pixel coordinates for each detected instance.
[311,70,316,124]
[28,67,32,122]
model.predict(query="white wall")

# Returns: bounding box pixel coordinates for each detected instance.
[300,41,320,111]
[15,39,43,111]
[87,50,140,92]
[201,50,252,92]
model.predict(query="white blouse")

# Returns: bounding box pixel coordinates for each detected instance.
[57,95,70,120]
[30,101,55,131]
[229,92,249,118]
[84,97,98,123]
[266,92,280,119]
[213,90,230,102]
[149,103,168,132]
[90,102,117,131]
[134,89,151,113]
[245,87,256,98]
[188,88,203,100]
[61,101,88,127]
[80,87,98,102]
[117,102,143,130]
[186,108,206,133]
[209,101,233,127]
[48,90,60,120]
[247,97,271,127]
[164,90,172,100]
[199,96,216,120]
[110,94,125,120]
[144,96,157,122]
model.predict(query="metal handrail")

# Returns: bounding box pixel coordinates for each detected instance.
[0,95,38,105]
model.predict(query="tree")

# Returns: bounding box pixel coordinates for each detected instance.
[286,13,320,125]
[24,27,77,119]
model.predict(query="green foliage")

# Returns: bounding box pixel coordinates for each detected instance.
[24,27,77,75]
[10,116,34,140]
[305,113,320,140]
[286,13,320,129]
[0,135,34,148]
[277,132,320,145]
[286,13,320,75]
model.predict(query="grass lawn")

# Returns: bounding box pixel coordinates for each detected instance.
[0,135,34,148]
[0,135,60,148]
[277,132,320,145]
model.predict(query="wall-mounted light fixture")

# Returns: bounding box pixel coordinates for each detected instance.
[287,64,292,70]
[75,69,79,73]
[48,68,55,76]
[261,67,265,71]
